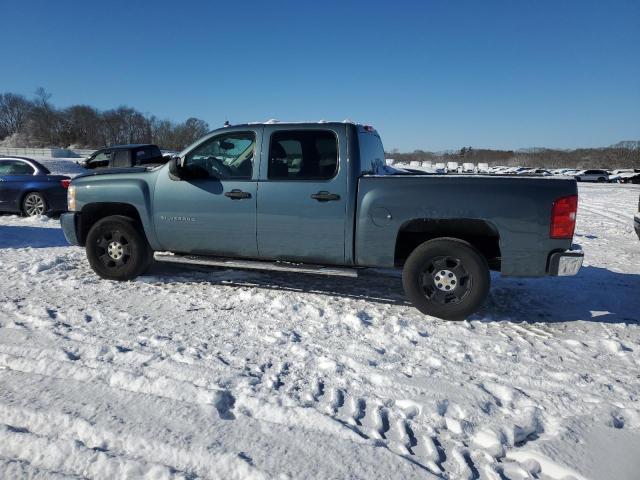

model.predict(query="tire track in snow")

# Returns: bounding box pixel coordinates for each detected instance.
[296,378,487,477]
[0,325,240,395]
[0,422,185,480]
[0,350,237,421]
[0,452,85,480]
[582,202,635,221]
[579,205,634,226]
[0,402,262,480]
[0,330,443,476]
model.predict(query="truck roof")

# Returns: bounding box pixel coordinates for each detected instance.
[217,120,379,135]
[245,119,357,125]
[96,144,159,150]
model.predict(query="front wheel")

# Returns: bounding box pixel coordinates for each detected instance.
[85,215,153,281]
[402,238,490,320]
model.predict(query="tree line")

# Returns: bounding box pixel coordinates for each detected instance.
[2,89,637,167]
[0,89,209,151]
[387,145,639,169]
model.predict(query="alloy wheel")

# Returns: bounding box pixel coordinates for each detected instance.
[23,193,46,216]
[419,256,472,305]
[95,230,131,268]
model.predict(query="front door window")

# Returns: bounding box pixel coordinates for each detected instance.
[184,132,255,180]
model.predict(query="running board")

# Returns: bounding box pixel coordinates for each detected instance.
[153,252,359,278]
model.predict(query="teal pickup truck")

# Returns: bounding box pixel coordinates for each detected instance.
[61,121,583,320]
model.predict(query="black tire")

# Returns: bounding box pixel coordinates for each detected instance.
[402,238,490,320]
[85,215,153,281]
[22,191,47,216]
[597,177,605,183]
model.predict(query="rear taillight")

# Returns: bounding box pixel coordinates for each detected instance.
[60,179,71,189]
[550,194,578,239]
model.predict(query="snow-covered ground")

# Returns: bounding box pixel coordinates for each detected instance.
[0,183,639,479]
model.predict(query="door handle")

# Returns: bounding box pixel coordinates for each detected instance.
[224,189,252,200]
[311,191,340,202]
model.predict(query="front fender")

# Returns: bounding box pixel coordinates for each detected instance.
[74,174,160,249]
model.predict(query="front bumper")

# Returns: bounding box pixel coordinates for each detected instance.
[634,214,640,240]
[60,212,80,246]
[548,249,584,276]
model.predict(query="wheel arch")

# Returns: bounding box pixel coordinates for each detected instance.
[394,218,501,270]
[77,203,147,246]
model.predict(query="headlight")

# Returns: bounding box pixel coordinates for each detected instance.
[67,185,76,211]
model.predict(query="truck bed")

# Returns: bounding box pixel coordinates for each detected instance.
[355,174,577,275]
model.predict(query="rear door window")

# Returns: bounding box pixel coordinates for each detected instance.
[268,130,338,180]
[112,150,130,168]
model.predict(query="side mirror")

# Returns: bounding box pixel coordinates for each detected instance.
[168,156,183,179]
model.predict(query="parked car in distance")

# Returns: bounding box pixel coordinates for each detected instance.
[434,162,447,173]
[80,144,165,170]
[517,168,552,176]
[61,121,583,321]
[477,163,489,173]
[611,169,640,184]
[574,169,609,182]
[552,168,578,176]
[162,151,179,162]
[461,162,475,173]
[0,157,70,216]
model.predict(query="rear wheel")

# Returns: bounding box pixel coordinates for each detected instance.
[597,177,605,183]
[85,215,153,280]
[402,238,490,320]
[22,192,47,216]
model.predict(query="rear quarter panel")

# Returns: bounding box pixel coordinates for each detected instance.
[356,175,577,276]
[42,176,70,212]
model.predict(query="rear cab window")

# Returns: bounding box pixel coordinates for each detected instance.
[357,127,386,175]
[135,146,163,165]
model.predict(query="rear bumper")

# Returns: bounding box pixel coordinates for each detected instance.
[548,249,584,276]
[46,189,68,214]
[634,214,640,240]
[60,212,80,246]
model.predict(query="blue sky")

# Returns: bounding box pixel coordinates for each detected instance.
[1,0,638,151]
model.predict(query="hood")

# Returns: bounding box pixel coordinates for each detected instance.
[73,167,152,180]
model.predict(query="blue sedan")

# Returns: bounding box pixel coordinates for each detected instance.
[0,157,70,216]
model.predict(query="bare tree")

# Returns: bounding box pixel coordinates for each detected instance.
[59,105,104,147]
[0,93,32,138]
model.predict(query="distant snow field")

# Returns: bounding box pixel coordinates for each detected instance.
[0,184,639,479]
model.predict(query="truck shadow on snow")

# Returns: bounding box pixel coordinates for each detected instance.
[146,263,639,325]
[0,225,68,249]
[145,262,409,306]
[478,266,640,324]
